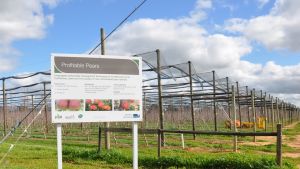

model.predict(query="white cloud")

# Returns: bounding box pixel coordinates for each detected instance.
[101,0,300,106]
[0,0,59,72]
[225,0,300,52]
[106,18,251,72]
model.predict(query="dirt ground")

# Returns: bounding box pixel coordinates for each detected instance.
[242,122,300,168]
[177,122,300,168]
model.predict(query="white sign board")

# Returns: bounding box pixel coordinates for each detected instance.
[51,54,143,123]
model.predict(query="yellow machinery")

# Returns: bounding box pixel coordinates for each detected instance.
[225,117,267,129]
[258,117,266,129]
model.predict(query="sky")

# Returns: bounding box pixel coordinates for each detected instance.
[1,0,300,105]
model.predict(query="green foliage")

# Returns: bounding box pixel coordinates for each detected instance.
[63,148,296,169]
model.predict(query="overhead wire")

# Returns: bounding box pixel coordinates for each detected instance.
[89,0,148,54]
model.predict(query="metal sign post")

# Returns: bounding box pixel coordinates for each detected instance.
[57,123,63,169]
[132,122,138,169]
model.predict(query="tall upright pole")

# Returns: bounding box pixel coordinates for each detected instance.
[156,49,164,146]
[285,103,288,126]
[212,70,217,131]
[236,82,241,126]
[264,92,267,131]
[267,94,272,124]
[57,123,62,169]
[232,85,237,152]
[281,102,284,126]
[31,95,34,127]
[271,96,274,131]
[143,92,147,128]
[43,82,48,134]
[251,89,256,142]
[2,79,6,135]
[260,90,264,130]
[188,61,196,140]
[276,98,279,124]
[132,122,138,169]
[226,77,231,122]
[288,104,293,123]
[246,86,250,123]
[260,90,264,117]
[101,28,111,150]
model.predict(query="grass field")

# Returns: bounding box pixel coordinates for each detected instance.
[0,122,299,169]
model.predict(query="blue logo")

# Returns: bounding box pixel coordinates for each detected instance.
[133,114,140,118]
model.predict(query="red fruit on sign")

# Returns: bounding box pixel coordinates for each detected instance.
[94,99,100,104]
[121,101,129,110]
[57,100,68,110]
[90,104,97,111]
[86,99,92,104]
[69,100,81,110]
[98,101,104,108]
[103,105,111,111]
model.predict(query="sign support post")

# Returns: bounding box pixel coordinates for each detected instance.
[132,122,138,169]
[57,123,63,169]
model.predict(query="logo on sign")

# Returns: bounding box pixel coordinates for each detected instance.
[65,115,75,119]
[55,114,62,119]
[133,114,140,118]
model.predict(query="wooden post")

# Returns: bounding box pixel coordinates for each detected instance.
[264,92,267,131]
[276,98,279,124]
[297,108,300,121]
[226,77,231,120]
[259,90,264,130]
[267,94,271,125]
[276,124,282,167]
[157,129,161,157]
[289,104,292,124]
[282,103,284,126]
[43,82,48,134]
[188,61,196,140]
[251,89,256,142]
[98,127,102,153]
[212,70,217,131]
[180,96,183,127]
[271,96,274,131]
[284,103,289,125]
[260,90,263,117]
[156,49,164,146]
[232,85,237,152]
[2,79,6,135]
[101,28,105,55]
[236,82,241,126]
[100,28,111,150]
[31,95,34,127]
[143,92,147,128]
[246,86,250,123]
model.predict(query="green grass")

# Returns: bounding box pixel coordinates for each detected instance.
[64,147,295,169]
[0,122,299,168]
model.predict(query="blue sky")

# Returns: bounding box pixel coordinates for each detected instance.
[4,0,299,76]
[1,0,300,104]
